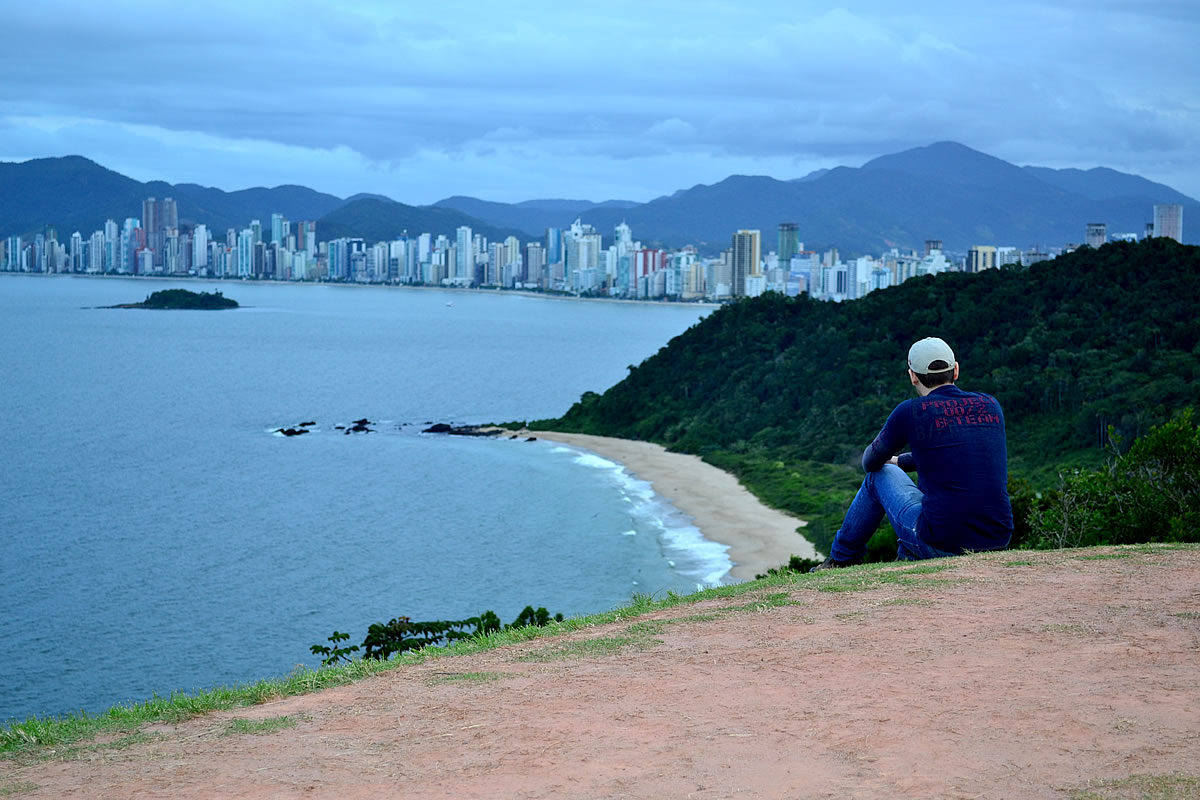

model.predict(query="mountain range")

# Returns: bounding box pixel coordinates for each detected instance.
[2,143,1195,255]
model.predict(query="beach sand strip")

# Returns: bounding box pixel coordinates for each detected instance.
[527,430,817,579]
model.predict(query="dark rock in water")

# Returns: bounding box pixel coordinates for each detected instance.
[276,427,309,437]
[347,422,374,433]
[452,426,502,437]
[509,434,519,439]
[298,421,316,427]
[525,437,538,442]
[422,422,502,437]
[334,425,346,430]
[352,418,372,426]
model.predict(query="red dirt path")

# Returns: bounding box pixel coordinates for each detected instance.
[4,547,1199,799]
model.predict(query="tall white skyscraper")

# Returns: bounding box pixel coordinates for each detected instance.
[418,233,432,265]
[1153,204,1183,242]
[237,229,254,277]
[193,224,210,270]
[455,225,473,280]
[88,231,105,273]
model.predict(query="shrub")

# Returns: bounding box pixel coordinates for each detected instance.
[1027,409,1200,548]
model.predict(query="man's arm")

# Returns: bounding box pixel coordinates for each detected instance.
[861,403,911,472]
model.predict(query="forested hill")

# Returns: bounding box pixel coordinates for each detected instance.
[542,238,1200,481]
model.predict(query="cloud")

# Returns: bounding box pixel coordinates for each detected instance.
[0,0,1197,201]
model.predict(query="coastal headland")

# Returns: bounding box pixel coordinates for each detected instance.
[527,430,817,578]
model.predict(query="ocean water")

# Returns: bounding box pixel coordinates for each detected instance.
[0,275,718,723]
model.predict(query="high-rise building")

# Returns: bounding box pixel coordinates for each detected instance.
[193,225,209,271]
[924,239,943,257]
[88,231,105,273]
[271,213,287,246]
[294,221,317,256]
[455,225,473,280]
[142,197,161,266]
[614,221,633,258]
[4,236,21,271]
[967,245,997,273]
[70,231,83,272]
[731,229,762,297]
[546,227,562,266]
[524,242,546,285]
[778,223,800,264]
[1085,223,1107,248]
[1153,204,1183,242]
[564,218,601,289]
[237,229,255,277]
[142,198,159,238]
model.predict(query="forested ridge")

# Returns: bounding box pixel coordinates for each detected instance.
[537,238,1200,554]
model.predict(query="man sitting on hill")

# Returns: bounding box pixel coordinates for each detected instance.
[811,336,1013,570]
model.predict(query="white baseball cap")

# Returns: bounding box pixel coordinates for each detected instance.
[908,337,956,373]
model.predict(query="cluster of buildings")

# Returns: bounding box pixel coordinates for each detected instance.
[1,201,1184,304]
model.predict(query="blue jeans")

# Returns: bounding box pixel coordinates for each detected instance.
[830,465,960,562]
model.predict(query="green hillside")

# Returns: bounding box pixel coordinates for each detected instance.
[536,238,1200,554]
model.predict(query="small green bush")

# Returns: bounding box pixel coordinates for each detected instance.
[1027,409,1200,549]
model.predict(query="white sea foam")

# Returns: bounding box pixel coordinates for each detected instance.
[556,443,735,587]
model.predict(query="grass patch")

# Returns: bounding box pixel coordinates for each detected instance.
[515,633,660,662]
[875,596,934,607]
[834,611,868,621]
[0,782,38,796]
[1070,772,1200,799]
[1172,612,1200,620]
[1004,560,1035,566]
[808,564,969,594]
[425,671,511,686]
[222,716,299,737]
[1126,543,1196,553]
[895,561,957,574]
[1042,623,1092,635]
[0,658,397,760]
[1076,552,1134,561]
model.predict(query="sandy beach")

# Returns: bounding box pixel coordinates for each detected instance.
[527,430,817,579]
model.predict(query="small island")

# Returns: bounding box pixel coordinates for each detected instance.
[109,289,239,310]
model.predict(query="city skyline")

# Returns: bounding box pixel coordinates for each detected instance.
[4,192,1179,304]
[1,2,1197,205]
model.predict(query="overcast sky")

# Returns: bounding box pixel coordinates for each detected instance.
[2,1,1197,204]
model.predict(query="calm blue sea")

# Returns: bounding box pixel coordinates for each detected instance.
[0,275,718,723]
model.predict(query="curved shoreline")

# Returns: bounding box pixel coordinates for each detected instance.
[528,430,817,579]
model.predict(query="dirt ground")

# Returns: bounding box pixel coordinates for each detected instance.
[4,547,1199,799]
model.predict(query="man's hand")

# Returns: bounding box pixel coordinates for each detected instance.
[887,456,900,466]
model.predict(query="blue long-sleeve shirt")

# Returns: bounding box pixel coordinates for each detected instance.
[862,384,1013,553]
